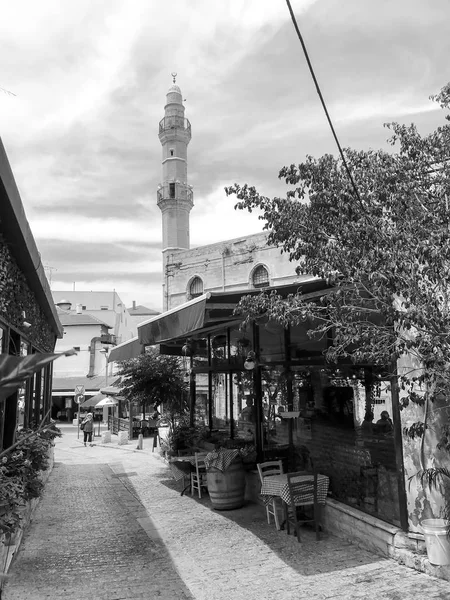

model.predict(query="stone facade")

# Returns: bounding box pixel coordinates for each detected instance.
[164,231,305,310]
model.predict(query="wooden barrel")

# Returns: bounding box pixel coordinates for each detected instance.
[206,461,246,510]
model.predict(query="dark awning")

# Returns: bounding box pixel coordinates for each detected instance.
[108,279,332,362]
[108,336,144,363]
[138,294,210,346]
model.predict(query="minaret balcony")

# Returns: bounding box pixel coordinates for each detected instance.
[159,116,191,135]
[157,182,193,204]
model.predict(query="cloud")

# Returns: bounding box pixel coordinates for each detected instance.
[0,0,449,312]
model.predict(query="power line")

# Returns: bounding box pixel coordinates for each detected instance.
[0,86,16,97]
[285,0,363,207]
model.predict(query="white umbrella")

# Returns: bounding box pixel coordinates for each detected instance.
[96,396,118,407]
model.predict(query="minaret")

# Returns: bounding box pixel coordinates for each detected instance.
[157,73,193,252]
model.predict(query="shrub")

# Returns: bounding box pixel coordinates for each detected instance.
[0,425,61,535]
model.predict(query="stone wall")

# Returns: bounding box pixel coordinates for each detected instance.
[163,232,304,310]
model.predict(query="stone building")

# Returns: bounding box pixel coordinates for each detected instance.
[0,139,62,449]
[50,291,136,419]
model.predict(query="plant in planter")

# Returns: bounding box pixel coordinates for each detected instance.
[0,425,61,538]
[160,418,208,458]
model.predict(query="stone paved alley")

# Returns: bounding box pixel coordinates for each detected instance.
[2,425,450,600]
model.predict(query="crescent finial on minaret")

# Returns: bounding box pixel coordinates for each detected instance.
[171,72,177,84]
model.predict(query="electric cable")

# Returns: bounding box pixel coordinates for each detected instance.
[285,0,363,209]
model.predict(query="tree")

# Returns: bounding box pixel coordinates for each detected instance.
[117,349,188,424]
[226,82,450,401]
[226,82,450,523]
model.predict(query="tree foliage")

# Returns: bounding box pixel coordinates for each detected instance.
[226,81,450,531]
[117,349,188,420]
[225,82,450,399]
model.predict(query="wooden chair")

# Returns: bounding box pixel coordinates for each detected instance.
[191,452,208,498]
[284,470,320,542]
[257,460,284,530]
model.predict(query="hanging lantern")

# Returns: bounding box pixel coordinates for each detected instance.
[182,338,195,356]
[244,351,256,370]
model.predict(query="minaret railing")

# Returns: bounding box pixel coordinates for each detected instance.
[157,183,193,203]
[159,116,191,134]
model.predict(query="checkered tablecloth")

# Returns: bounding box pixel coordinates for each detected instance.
[204,449,241,472]
[168,456,197,481]
[260,473,330,506]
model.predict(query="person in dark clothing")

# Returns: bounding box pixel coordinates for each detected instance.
[361,411,374,435]
[81,412,94,446]
[376,410,393,434]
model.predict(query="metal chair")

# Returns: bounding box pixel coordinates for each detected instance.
[284,470,320,542]
[191,452,208,498]
[257,460,284,530]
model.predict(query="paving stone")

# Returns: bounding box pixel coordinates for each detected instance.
[2,423,450,599]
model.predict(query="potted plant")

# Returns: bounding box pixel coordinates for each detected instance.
[415,467,450,566]
[0,425,61,542]
[160,418,208,458]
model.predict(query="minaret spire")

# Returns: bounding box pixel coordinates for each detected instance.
[157,75,193,253]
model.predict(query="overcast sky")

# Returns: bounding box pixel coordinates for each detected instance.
[1,0,449,312]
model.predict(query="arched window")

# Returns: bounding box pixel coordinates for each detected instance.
[252,265,269,288]
[189,276,204,298]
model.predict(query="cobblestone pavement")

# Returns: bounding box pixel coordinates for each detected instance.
[3,425,450,600]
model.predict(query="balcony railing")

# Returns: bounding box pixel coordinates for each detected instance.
[157,183,193,203]
[159,116,191,135]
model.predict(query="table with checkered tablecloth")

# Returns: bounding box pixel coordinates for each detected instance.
[204,449,242,472]
[260,473,330,506]
[168,456,197,481]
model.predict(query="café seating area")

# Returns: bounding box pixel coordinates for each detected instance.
[131,418,158,438]
[167,440,329,542]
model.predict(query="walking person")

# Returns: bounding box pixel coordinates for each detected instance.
[81,412,94,446]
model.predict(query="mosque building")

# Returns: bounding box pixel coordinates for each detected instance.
[108,76,443,562]
[156,74,305,311]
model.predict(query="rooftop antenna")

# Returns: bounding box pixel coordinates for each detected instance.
[44,264,57,288]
